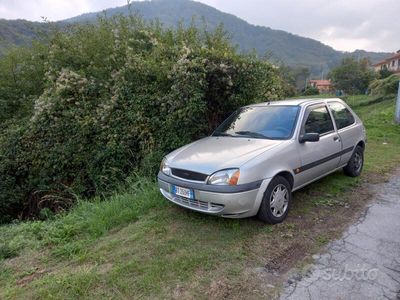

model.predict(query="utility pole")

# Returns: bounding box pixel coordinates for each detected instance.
[396,81,400,124]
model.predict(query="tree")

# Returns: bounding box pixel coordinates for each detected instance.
[278,65,310,94]
[328,57,375,94]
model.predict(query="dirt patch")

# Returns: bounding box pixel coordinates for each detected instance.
[4,249,50,279]
[205,269,281,300]
[97,262,113,275]
[292,181,373,233]
[206,278,232,299]
[171,284,188,299]
[16,268,48,286]
[264,242,308,274]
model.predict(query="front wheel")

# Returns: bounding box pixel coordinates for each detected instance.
[343,145,364,177]
[257,176,292,224]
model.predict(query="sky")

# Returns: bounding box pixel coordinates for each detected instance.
[0,0,398,53]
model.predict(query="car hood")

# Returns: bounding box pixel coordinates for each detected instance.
[167,136,283,175]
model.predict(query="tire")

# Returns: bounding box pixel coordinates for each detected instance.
[343,145,364,177]
[257,176,292,224]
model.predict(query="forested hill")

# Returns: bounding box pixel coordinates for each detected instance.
[0,19,50,55]
[0,0,391,75]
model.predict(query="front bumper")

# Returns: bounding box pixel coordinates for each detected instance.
[157,172,270,218]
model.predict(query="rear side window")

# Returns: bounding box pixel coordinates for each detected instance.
[329,102,355,129]
[304,106,334,135]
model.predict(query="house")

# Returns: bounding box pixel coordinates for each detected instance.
[309,79,333,93]
[372,51,400,74]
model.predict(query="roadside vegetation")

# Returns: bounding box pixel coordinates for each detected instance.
[0,15,287,223]
[1,94,399,299]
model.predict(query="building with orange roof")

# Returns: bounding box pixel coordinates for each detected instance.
[372,51,400,74]
[309,79,333,93]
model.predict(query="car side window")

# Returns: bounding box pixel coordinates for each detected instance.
[329,102,355,129]
[304,106,334,135]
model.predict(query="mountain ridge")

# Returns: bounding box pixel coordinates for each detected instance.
[0,0,392,75]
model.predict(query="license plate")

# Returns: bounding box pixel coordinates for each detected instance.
[172,185,194,199]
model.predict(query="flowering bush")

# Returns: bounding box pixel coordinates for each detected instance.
[0,16,284,222]
[368,74,399,96]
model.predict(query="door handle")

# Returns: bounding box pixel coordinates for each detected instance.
[333,136,340,142]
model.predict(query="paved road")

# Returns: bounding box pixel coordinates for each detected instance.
[280,170,400,300]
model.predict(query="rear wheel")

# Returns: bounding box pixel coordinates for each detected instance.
[343,145,364,177]
[257,176,292,224]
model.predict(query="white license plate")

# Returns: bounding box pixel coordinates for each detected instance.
[172,185,194,199]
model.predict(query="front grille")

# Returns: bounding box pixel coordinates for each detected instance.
[173,195,224,212]
[171,168,208,182]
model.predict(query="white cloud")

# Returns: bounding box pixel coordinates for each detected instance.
[0,0,127,22]
[196,0,399,52]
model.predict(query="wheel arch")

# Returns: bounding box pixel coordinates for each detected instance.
[356,140,365,150]
[273,170,295,190]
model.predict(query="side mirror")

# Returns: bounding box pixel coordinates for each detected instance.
[299,133,320,143]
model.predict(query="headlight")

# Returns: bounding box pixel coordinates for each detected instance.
[208,168,240,185]
[160,157,171,175]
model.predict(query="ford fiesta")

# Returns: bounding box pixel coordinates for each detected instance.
[157,98,366,224]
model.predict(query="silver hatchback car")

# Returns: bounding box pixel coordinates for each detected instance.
[158,98,366,224]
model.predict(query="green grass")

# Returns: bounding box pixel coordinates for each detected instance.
[1,94,400,299]
[0,177,163,260]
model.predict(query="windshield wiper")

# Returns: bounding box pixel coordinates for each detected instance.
[213,132,235,137]
[234,131,270,139]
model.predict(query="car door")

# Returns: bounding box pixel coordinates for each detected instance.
[327,101,357,166]
[294,104,342,188]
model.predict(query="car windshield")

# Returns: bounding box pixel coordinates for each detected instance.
[213,105,300,140]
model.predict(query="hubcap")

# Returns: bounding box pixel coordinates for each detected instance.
[354,152,363,172]
[269,184,289,218]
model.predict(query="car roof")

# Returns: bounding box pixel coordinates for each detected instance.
[248,98,344,107]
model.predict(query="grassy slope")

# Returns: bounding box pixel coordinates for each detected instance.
[1,95,400,299]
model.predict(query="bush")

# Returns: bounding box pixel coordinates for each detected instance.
[368,74,400,96]
[0,16,284,222]
[302,86,319,96]
[378,68,393,79]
